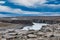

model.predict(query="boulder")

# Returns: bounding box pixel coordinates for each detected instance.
[27,34,37,38]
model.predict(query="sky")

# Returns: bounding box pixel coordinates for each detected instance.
[0,0,60,17]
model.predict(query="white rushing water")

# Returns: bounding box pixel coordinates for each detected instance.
[22,23,48,30]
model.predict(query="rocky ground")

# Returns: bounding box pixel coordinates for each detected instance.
[0,23,60,40]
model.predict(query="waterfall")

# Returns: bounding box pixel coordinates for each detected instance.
[22,23,48,30]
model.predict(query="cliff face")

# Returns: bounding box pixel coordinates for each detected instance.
[0,16,60,24]
[0,20,33,29]
[0,20,33,26]
[41,24,60,32]
[0,22,26,29]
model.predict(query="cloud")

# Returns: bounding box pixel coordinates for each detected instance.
[7,0,60,12]
[8,0,47,7]
[0,5,22,13]
[0,1,6,4]
[0,14,8,17]
[8,0,60,8]
[50,14,60,16]
[0,0,60,17]
[0,5,43,14]
[41,12,60,16]
[23,12,42,14]
[0,5,60,16]
[43,4,60,9]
